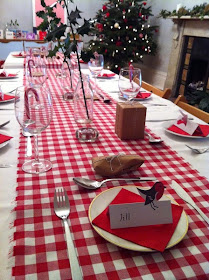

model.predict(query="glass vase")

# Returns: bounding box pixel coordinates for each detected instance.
[74,75,99,142]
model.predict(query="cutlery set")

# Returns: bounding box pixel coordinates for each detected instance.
[54,179,208,278]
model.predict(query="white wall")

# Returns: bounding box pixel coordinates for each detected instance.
[0,0,207,89]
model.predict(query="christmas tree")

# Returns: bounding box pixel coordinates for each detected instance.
[82,0,158,73]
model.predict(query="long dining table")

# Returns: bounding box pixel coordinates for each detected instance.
[0,52,209,280]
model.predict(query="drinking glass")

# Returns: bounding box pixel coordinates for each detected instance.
[88,54,104,78]
[15,86,53,174]
[26,58,47,88]
[74,75,99,142]
[61,58,75,101]
[118,68,142,101]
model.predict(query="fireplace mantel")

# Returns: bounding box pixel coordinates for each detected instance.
[164,17,209,95]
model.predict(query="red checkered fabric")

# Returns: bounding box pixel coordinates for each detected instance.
[12,69,209,279]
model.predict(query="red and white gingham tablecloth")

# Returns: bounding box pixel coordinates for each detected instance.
[11,69,209,280]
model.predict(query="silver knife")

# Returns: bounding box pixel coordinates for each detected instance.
[171,180,209,225]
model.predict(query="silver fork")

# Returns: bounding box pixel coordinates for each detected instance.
[54,187,83,280]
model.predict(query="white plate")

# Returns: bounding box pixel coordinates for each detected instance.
[0,131,11,149]
[89,186,188,252]
[133,93,152,101]
[163,121,209,139]
[0,95,15,103]
[0,74,18,80]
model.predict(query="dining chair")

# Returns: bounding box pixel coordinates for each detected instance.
[174,95,209,123]
[134,78,171,99]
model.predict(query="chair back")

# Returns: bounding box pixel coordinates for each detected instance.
[133,78,171,99]
[175,95,209,123]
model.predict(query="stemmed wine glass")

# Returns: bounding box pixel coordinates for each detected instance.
[88,53,104,78]
[118,68,142,101]
[15,85,53,174]
[26,58,47,88]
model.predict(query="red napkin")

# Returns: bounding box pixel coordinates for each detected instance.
[0,94,15,102]
[98,73,116,78]
[92,188,183,252]
[168,124,209,137]
[13,53,24,57]
[135,92,151,99]
[0,134,13,144]
[0,72,16,78]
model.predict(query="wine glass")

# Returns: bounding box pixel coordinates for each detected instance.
[26,58,47,88]
[118,68,142,101]
[88,54,104,78]
[15,85,53,174]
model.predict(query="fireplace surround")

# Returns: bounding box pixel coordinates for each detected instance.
[164,17,209,97]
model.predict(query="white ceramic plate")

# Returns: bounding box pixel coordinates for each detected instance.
[163,121,209,139]
[89,186,188,252]
[0,95,15,103]
[0,131,11,149]
[133,92,152,101]
[0,74,18,80]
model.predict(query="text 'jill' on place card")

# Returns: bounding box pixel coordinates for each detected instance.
[109,200,173,229]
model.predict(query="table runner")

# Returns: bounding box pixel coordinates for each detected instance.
[11,69,209,279]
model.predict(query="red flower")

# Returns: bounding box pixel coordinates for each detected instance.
[106,12,110,17]
[143,2,147,5]
[102,5,107,11]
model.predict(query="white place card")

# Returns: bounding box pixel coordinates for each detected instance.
[109,200,173,229]
[0,30,3,39]
[174,113,198,135]
[6,31,14,39]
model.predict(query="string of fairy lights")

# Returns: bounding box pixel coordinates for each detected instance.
[87,0,154,69]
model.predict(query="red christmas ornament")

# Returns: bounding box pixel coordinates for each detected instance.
[123,9,126,14]
[129,26,133,29]
[139,12,142,17]
[139,33,143,38]
[143,2,147,5]
[142,16,145,20]
[116,41,122,46]
[102,5,107,11]
[105,49,108,53]
[124,19,128,23]
[142,46,145,50]
[155,29,159,33]
[97,23,103,32]
[106,12,110,18]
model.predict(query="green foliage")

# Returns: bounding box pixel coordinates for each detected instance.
[36,0,93,59]
[83,0,158,73]
[159,3,209,19]
[186,90,209,113]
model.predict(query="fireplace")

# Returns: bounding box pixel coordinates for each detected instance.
[175,36,209,98]
[164,18,209,99]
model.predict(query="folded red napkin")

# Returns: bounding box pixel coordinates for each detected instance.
[13,52,24,57]
[0,94,15,101]
[92,188,183,252]
[0,133,13,144]
[135,92,151,99]
[98,73,116,78]
[168,124,209,137]
[0,71,16,78]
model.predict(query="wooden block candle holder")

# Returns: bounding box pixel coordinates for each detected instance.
[115,102,146,140]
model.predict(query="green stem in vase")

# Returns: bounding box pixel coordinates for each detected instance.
[63,0,89,119]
